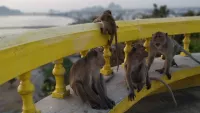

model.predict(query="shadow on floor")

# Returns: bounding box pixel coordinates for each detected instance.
[126,86,200,113]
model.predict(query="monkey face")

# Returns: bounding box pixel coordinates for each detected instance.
[129,44,148,65]
[152,31,168,49]
[133,44,148,58]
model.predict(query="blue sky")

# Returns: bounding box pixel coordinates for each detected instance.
[0,0,200,12]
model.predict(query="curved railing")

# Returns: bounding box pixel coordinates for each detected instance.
[0,16,200,113]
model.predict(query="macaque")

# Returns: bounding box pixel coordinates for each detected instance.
[69,48,115,110]
[124,44,177,106]
[148,31,200,79]
[93,10,120,72]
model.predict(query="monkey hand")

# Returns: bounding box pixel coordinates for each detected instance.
[100,28,106,34]
[146,83,151,90]
[107,98,115,109]
[166,72,172,80]
[128,90,136,101]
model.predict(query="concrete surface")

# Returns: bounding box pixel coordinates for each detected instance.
[36,53,200,113]
[126,86,200,113]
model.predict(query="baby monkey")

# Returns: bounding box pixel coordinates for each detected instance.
[124,44,177,106]
[148,31,200,79]
[93,10,120,72]
[69,48,115,110]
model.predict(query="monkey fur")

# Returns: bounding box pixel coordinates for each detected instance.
[93,10,120,72]
[148,31,200,80]
[124,44,177,106]
[69,48,115,110]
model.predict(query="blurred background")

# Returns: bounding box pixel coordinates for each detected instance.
[0,0,200,113]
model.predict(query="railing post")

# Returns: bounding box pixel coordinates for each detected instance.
[80,50,88,58]
[100,45,113,76]
[17,72,40,113]
[52,58,70,98]
[122,41,132,67]
[180,34,191,56]
[143,38,152,62]
[143,38,150,52]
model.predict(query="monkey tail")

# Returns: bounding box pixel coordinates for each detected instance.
[150,77,177,107]
[180,47,200,64]
[115,31,120,72]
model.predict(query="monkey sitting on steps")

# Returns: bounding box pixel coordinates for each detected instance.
[124,44,177,106]
[69,48,115,110]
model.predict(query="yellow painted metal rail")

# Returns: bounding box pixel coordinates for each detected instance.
[0,16,200,113]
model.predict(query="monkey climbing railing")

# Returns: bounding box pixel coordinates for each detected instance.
[0,16,200,113]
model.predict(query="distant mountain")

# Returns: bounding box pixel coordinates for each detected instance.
[0,6,22,15]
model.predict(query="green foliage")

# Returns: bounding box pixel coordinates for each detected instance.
[41,57,73,95]
[62,57,73,85]
[152,3,169,18]
[183,10,196,16]
[197,12,200,16]
[189,37,200,53]
[182,10,200,16]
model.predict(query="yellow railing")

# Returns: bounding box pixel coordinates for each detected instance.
[0,16,200,113]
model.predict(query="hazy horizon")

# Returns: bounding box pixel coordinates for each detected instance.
[0,0,200,13]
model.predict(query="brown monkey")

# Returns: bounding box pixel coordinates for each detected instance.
[124,44,177,106]
[93,10,120,72]
[148,31,200,79]
[69,48,115,110]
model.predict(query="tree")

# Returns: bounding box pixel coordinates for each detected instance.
[197,12,200,16]
[159,5,170,17]
[152,3,159,17]
[183,10,195,16]
[152,3,169,18]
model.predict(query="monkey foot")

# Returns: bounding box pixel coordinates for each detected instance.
[137,85,143,92]
[166,73,172,80]
[91,104,102,110]
[128,91,136,101]
[155,68,164,74]
[172,60,179,68]
[108,98,115,106]
[146,84,151,90]
[107,98,115,109]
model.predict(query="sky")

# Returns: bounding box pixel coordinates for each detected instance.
[0,0,200,13]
